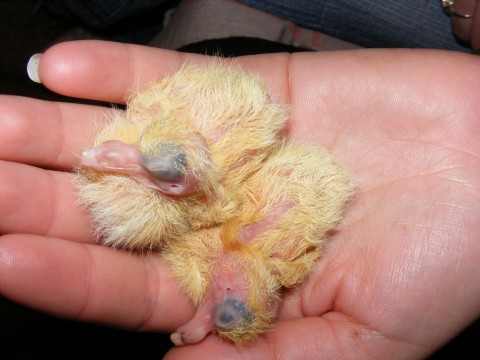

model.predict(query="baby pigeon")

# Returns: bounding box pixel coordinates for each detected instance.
[75,62,354,345]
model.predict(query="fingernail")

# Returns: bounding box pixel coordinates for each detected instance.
[27,53,42,83]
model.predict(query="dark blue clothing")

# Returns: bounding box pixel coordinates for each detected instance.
[238,0,470,51]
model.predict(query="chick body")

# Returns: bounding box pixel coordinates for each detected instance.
[76,63,354,345]
[166,142,354,345]
[76,63,286,249]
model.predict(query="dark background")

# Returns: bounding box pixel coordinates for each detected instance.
[0,1,478,358]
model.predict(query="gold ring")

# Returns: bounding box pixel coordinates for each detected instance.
[441,0,474,18]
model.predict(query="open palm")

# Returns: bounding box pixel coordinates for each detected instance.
[1,41,479,359]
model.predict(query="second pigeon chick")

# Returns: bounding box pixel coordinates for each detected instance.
[166,141,354,345]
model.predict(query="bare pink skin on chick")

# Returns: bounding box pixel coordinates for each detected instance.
[170,254,253,346]
[81,139,200,197]
[167,210,286,346]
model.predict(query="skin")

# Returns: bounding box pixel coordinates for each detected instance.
[448,0,480,50]
[1,40,480,359]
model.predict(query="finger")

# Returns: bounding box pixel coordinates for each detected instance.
[0,160,91,242]
[0,95,116,169]
[37,40,209,103]
[450,0,477,42]
[35,40,290,104]
[0,234,192,333]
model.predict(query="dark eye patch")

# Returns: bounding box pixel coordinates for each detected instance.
[142,143,188,182]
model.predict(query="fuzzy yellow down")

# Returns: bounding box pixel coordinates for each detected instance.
[76,63,286,249]
[75,63,354,345]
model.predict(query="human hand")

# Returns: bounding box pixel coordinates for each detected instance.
[443,0,480,51]
[1,40,479,359]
